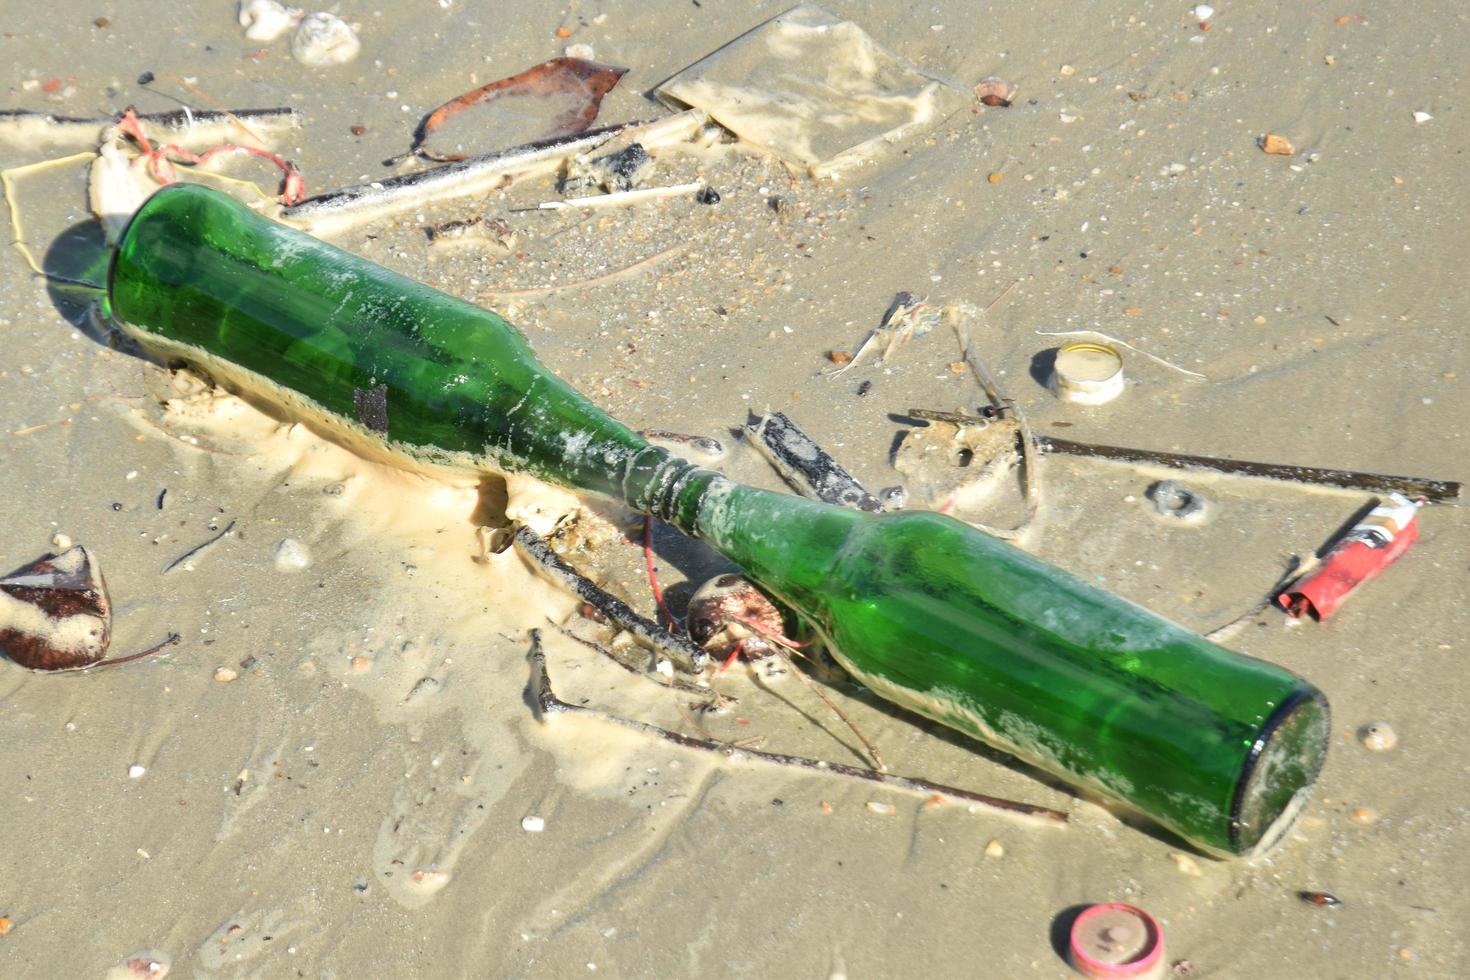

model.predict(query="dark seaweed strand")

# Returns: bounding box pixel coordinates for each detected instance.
[526,631,1067,822]
[512,525,708,672]
[1038,436,1459,502]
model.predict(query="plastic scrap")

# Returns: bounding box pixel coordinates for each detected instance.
[655,3,966,176]
[1275,493,1422,621]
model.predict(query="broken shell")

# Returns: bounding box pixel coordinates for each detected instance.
[0,545,112,670]
[974,76,1016,108]
[237,0,301,42]
[290,12,360,66]
[1260,134,1295,156]
[686,574,785,661]
[1358,721,1398,752]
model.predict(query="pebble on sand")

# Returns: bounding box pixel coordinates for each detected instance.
[1348,807,1378,826]
[291,12,361,66]
[984,839,1005,859]
[214,665,239,683]
[127,764,146,779]
[521,815,546,833]
[272,538,311,571]
[1358,721,1398,752]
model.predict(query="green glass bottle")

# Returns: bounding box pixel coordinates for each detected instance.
[108,183,1329,856]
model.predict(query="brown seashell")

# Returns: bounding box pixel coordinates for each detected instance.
[0,545,112,670]
[685,574,785,661]
[974,76,1017,108]
[1260,133,1295,156]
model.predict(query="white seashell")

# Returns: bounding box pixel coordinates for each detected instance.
[290,12,361,66]
[237,0,302,42]
[1193,4,1215,20]
[1358,721,1398,752]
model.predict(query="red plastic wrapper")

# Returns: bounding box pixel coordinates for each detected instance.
[1276,494,1422,621]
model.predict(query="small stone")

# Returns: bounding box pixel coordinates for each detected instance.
[51,532,72,550]
[826,350,852,365]
[1260,134,1295,156]
[128,764,146,779]
[409,869,450,892]
[987,171,1003,184]
[213,666,239,683]
[1412,111,1432,124]
[1358,721,1398,752]
[819,800,833,814]
[866,801,895,815]
[1169,852,1203,876]
[0,915,12,935]
[1348,807,1378,826]
[1059,64,1076,76]
[349,656,372,674]
[290,12,360,66]
[521,815,546,833]
[272,538,311,572]
[1193,4,1214,19]
[984,839,1005,859]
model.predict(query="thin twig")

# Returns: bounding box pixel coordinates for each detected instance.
[550,621,730,705]
[527,630,1067,824]
[161,520,236,574]
[1205,557,1316,642]
[484,241,688,297]
[950,296,1041,540]
[1037,435,1460,503]
[512,524,708,672]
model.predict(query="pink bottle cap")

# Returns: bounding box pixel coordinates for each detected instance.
[1067,903,1165,980]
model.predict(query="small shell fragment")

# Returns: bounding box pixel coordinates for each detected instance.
[290,12,361,66]
[1169,852,1203,877]
[237,0,301,42]
[104,951,171,979]
[974,76,1016,108]
[521,815,546,833]
[409,869,451,892]
[1358,721,1398,752]
[866,801,895,815]
[1260,134,1295,156]
[1299,891,1342,908]
[1348,807,1378,826]
[984,839,1005,859]
[213,665,239,683]
[128,764,146,779]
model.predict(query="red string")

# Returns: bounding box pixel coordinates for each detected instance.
[643,516,679,632]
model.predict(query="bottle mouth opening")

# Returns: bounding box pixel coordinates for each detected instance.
[1229,687,1331,854]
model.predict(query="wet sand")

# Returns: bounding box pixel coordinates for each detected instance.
[2,1,1467,976]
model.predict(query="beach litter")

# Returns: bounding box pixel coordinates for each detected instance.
[1050,340,1127,405]
[1274,493,1422,620]
[747,411,883,513]
[656,3,967,177]
[1067,903,1166,980]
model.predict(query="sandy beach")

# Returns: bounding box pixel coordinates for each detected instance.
[2,1,1467,976]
